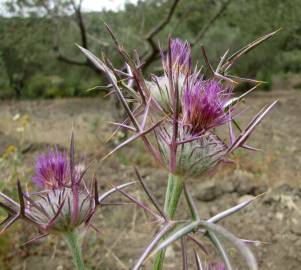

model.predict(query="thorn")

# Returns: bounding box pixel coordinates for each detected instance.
[90,224,101,233]
[94,176,100,206]
[70,130,75,183]
[21,233,49,246]
[17,180,25,216]
[134,167,167,220]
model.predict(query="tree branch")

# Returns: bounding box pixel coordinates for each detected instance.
[53,0,91,68]
[140,0,231,70]
[72,0,88,49]
[55,52,88,66]
[142,0,181,70]
[191,0,232,47]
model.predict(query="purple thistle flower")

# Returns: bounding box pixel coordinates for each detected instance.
[161,38,192,74]
[0,135,101,236]
[148,38,192,115]
[32,149,70,189]
[182,78,232,135]
[24,144,96,233]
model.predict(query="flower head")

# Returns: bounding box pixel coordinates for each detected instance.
[27,143,95,233]
[149,38,191,114]
[0,135,101,236]
[182,78,232,134]
[161,38,192,74]
[145,38,276,177]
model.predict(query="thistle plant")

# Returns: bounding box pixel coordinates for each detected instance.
[78,26,278,269]
[0,133,134,269]
[0,25,278,269]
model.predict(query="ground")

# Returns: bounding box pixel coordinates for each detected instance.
[0,90,300,269]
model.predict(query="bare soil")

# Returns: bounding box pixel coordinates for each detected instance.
[0,90,300,269]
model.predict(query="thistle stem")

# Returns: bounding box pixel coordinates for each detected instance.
[64,230,85,270]
[152,173,183,270]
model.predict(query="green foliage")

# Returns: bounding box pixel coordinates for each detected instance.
[24,74,99,98]
[0,0,301,99]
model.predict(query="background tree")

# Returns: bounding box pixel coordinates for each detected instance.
[0,0,301,98]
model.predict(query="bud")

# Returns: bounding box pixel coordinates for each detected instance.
[28,149,95,233]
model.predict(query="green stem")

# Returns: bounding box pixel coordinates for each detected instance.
[152,174,183,270]
[64,230,85,270]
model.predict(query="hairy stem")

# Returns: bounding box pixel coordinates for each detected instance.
[152,174,183,270]
[64,230,85,270]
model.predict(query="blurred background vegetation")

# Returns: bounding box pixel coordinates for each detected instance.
[0,0,301,99]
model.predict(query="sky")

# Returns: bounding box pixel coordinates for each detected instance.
[0,0,139,16]
[82,0,138,12]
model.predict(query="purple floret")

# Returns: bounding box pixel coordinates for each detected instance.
[32,148,70,189]
[182,77,232,134]
[161,38,192,74]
